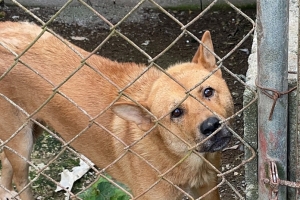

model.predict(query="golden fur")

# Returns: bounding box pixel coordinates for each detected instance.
[0,21,233,199]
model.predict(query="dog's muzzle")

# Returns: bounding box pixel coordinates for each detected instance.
[199,117,232,152]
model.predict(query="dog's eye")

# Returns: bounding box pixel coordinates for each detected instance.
[171,108,184,118]
[203,87,214,98]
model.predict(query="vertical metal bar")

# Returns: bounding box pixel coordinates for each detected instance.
[257,0,289,200]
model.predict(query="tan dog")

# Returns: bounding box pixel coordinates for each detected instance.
[0,22,233,200]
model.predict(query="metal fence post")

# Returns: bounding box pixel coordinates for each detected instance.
[257,0,289,199]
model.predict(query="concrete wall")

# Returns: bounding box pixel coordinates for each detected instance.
[6,0,256,8]
[4,0,255,27]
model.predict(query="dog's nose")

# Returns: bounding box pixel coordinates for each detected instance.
[200,117,221,136]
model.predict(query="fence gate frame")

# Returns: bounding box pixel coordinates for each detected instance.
[255,0,300,199]
[256,0,289,199]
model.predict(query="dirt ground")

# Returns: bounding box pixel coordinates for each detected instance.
[0,4,256,199]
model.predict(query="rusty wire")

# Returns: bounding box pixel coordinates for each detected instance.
[263,161,300,200]
[255,80,297,120]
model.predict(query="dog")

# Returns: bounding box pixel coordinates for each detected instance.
[0,21,234,200]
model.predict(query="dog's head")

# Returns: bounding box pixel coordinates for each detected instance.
[112,31,234,155]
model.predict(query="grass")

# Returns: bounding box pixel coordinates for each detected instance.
[79,176,130,200]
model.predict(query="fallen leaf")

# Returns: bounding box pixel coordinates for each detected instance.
[70,36,88,41]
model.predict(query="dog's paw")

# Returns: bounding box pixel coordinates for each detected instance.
[0,190,20,200]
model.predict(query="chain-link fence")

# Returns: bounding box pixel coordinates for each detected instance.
[0,0,257,199]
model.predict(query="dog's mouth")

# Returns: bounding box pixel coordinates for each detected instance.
[198,128,232,152]
[204,136,231,152]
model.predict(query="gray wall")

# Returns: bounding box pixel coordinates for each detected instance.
[6,0,256,7]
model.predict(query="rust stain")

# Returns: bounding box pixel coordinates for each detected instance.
[258,127,270,198]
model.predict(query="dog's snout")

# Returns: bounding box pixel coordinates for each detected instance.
[199,117,232,152]
[200,117,221,136]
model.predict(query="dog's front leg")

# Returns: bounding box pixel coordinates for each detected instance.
[2,123,35,200]
[0,152,13,190]
[3,147,33,200]
[0,151,14,199]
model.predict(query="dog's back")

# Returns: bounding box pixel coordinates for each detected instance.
[0,21,161,116]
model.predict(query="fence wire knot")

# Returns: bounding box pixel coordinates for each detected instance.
[265,161,300,200]
[268,161,279,200]
[255,81,297,120]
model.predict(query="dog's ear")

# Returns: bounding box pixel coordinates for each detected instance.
[192,31,221,76]
[111,102,153,131]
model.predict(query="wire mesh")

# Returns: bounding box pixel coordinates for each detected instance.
[0,0,256,199]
